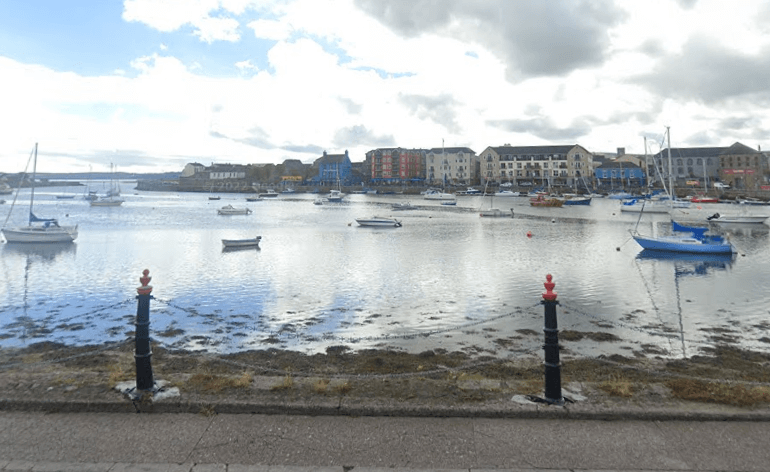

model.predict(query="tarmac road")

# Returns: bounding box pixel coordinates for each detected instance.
[1,412,769,472]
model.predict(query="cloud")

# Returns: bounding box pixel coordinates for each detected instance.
[338,97,362,114]
[211,127,274,149]
[247,18,293,40]
[487,116,593,142]
[123,0,244,43]
[193,15,241,43]
[354,0,625,78]
[333,125,395,148]
[280,143,325,154]
[634,35,770,104]
[398,93,461,134]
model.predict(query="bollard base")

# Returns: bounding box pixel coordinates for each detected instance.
[525,394,573,406]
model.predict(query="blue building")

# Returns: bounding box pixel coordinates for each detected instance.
[595,161,646,188]
[313,150,353,185]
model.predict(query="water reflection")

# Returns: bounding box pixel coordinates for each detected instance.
[635,249,735,276]
[2,242,77,261]
[1,194,769,358]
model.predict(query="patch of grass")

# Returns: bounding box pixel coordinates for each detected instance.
[313,378,331,394]
[187,371,253,393]
[666,378,770,407]
[333,380,352,395]
[596,377,635,398]
[107,358,134,388]
[270,374,294,391]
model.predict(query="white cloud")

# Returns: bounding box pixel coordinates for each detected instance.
[247,18,293,40]
[3,0,770,172]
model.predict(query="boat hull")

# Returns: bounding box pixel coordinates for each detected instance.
[355,217,401,227]
[479,209,513,217]
[222,237,261,248]
[632,235,734,254]
[563,197,591,205]
[90,199,124,207]
[708,214,768,224]
[2,226,78,243]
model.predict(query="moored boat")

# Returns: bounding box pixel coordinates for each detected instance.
[631,221,735,255]
[706,212,768,224]
[479,208,513,217]
[217,204,252,215]
[222,236,261,248]
[258,189,279,198]
[355,216,402,227]
[1,144,78,243]
[392,202,417,210]
[563,196,591,205]
[529,193,563,207]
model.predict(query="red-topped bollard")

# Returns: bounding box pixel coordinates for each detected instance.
[541,274,564,405]
[135,269,154,391]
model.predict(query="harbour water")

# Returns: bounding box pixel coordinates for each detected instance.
[1,184,770,360]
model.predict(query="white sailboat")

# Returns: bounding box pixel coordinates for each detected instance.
[90,163,124,207]
[1,144,78,243]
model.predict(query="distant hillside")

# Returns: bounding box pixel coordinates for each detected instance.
[31,172,182,180]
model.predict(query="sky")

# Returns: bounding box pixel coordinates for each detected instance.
[1,0,770,173]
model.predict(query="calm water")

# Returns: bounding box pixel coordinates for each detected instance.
[2,184,770,360]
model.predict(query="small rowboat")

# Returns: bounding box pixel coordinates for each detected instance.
[222,236,261,248]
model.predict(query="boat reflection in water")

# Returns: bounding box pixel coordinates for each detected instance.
[635,249,734,276]
[2,242,77,261]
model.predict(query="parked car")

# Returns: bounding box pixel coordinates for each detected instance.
[713,182,730,189]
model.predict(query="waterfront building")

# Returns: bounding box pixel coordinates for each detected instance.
[313,150,353,186]
[366,148,426,184]
[425,147,477,186]
[594,161,646,189]
[476,144,593,188]
[718,143,769,190]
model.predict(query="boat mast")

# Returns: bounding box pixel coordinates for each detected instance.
[28,143,38,225]
[666,126,674,201]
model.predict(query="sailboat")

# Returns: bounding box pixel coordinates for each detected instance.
[90,163,124,207]
[620,131,689,213]
[325,168,345,202]
[1,144,78,243]
[479,180,513,217]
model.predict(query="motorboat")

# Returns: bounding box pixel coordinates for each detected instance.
[258,189,279,198]
[245,196,262,202]
[529,193,563,207]
[222,236,261,249]
[459,187,481,195]
[562,196,591,205]
[217,204,252,215]
[355,216,402,227]
[423,189,455,200]
[691,195,719,203]
[706,212,768,224]
[441,200,457,206]
[392,202,417,210]
[494,190,522,197]
[325,189,345,202]
[479,208,513,217]
[1,143,78,243]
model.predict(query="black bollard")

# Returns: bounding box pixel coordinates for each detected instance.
[135,269,154,391]
[541,274,564,405]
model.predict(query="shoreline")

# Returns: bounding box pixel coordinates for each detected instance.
[2,340,770,419]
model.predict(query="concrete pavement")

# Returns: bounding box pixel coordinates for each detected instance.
[2,411,770,471]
